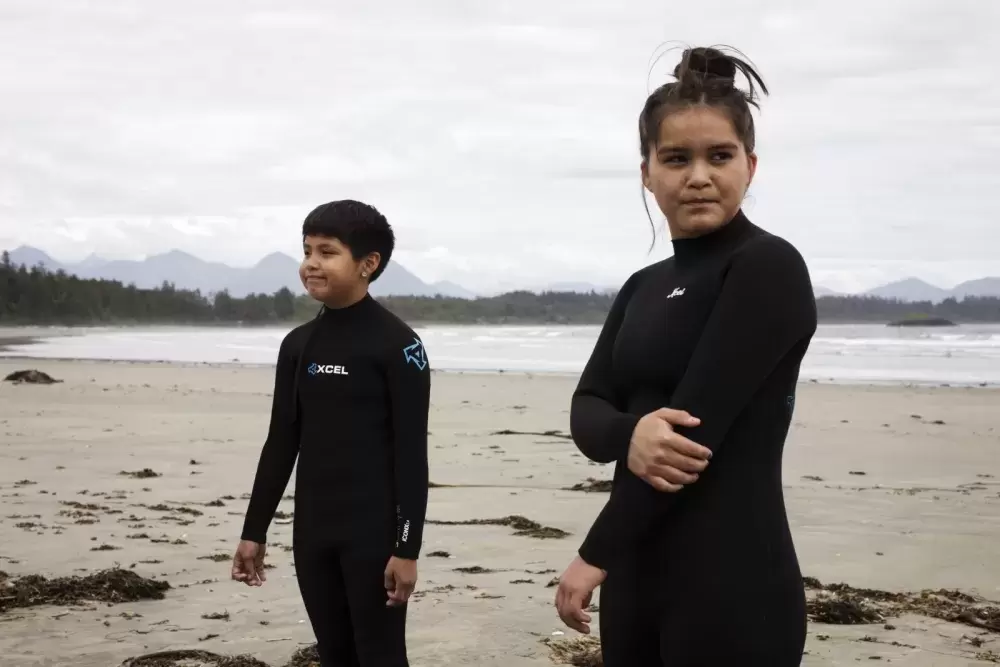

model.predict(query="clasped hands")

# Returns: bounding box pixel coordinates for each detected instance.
[555,408,711,633]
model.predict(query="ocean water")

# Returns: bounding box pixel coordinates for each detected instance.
[3,323,1000,386]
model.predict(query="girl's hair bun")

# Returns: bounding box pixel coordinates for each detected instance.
[673,46,736,85]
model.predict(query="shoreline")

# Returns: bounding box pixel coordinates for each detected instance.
[0,335,38,352]
[3,323,999,389]
[1,353,996,389]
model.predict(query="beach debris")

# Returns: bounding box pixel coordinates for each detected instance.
[808,594,883,624]
[61,500,108,511]
[2,369,62,384]
[201,611,230,621]
[141,503,204,517]
[284,644,320,667]
[115,644,364,667]
[0,568,169,613]
[565,478,612,493]
[426,550,451,558]
[426,514,569,539]
[543,635,603,667]
[454,566,498,574]
[804,576,1000,632]
[119,650,271,667]
[489,428,573,440]
[198,554,231,563]
[120,468,161,479]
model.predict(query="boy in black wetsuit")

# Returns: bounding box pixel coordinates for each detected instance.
[232,200,430,667]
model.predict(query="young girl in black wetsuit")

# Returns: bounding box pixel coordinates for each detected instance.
[555,47,817,665]
[232,200,431,667]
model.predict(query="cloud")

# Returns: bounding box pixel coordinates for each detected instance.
[0,0,996,292]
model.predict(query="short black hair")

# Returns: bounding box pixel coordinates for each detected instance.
[301,199,395,282]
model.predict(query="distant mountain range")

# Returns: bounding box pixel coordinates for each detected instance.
[3,245,998,302]
[819,277,1000,302]
[527,277,1000,302]
[3,245,475,299]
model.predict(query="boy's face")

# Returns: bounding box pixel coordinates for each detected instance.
[300,235,377,304]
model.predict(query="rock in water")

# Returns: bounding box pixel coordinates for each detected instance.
[3,369,63,384]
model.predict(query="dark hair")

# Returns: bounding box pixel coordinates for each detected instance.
[639,45,768,241]
[301,199,395,282]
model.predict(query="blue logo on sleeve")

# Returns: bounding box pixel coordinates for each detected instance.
[403,337,428,371]
[308,362,319,376]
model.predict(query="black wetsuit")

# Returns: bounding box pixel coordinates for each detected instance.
[570,210,816,666]
[242,294,430,667]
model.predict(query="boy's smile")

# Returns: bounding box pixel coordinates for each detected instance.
[299,235,376,307]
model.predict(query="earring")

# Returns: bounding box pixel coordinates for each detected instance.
[362,271,368,277]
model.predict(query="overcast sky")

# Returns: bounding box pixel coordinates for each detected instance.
[0,0,996,293]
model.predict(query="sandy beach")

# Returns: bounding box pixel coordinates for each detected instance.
[1,357,999,666]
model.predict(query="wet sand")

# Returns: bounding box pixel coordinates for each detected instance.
[1,358,998,666]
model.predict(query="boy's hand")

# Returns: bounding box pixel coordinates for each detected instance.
[384,556,417,606]
[231,540,266,587]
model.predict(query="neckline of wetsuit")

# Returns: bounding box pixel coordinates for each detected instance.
[317,292,375,324]
[670,208,752,266]
[289,292,376,421]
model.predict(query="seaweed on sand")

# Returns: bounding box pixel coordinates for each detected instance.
[119,650,270,667]
[426,514,569,539]
[543,636,603,667]
[0,567,169,613]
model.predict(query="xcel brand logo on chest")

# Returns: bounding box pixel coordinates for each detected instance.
[308,363,349,376]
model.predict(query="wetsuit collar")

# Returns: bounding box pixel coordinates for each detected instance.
[670,208,751,264]
[317,292,374,320]
[290,293,375,421]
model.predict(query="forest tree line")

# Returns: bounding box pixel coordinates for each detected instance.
[2,252,999,325]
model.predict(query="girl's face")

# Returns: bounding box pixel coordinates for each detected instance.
[641,105,757,240]
[299,235,377,305]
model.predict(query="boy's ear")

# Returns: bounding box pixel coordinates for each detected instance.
[364,252,381,277]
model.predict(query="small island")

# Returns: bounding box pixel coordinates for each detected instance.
[887,317,957,327]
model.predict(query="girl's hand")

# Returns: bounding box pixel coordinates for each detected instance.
[628,408,711,492]
[555,555,606,634]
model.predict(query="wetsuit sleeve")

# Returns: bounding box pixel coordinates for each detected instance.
[569,274,641,463]
[387,334,431,560]
[240,332,301,543]
[578,237,817,570]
